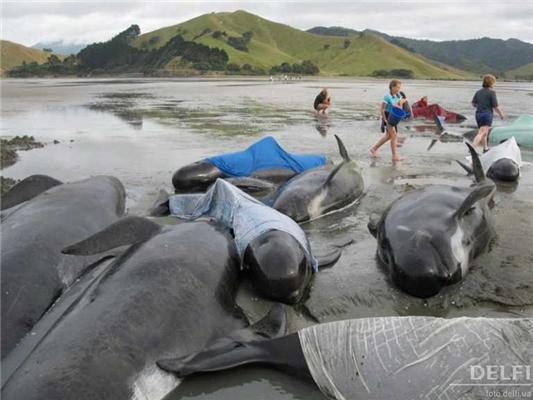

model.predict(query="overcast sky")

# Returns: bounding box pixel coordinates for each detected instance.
[1,0,532,46]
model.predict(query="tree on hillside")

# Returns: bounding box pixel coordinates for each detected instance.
[344,39,351,49]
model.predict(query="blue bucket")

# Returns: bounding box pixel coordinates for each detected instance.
[388,107,407,125]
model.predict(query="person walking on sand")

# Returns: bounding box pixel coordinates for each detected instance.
[369,79,408,161]
[314,88,331,114]
[472,74,505,152]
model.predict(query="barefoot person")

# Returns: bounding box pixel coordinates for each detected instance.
[472,74,504,152]
[314,88,331,114]
[370,79,407,161]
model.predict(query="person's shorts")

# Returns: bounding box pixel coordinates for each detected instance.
[476,112,493,128]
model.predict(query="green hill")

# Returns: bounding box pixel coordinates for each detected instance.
[308,27,533,76]
[134,10,468,79]
[506,62,533,80]
[0,40,57,75]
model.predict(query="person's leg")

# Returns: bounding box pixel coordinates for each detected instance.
[389,126,403,161]
[370,132,390,157]
[473,126,488,147]
[481,128,489,151]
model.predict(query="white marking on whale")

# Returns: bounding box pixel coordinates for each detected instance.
[131,364,181,400]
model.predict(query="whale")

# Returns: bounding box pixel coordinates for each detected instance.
[150,179,344,304]
[457,136,521,182]
[157,315,533,400]
[1,217,287,400]
[1,175,125,358]
[270,135,364,223]
[367,142,496,298]
[172,136,326,193]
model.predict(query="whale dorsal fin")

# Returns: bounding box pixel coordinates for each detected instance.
[62,216,161,255]
[334,134,350,161]
[465,141,485,183]
[456,159,474,175]
[453,184,494,219]
[1,175,62,210]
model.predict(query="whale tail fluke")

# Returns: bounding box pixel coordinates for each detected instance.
[1,175,62,210]
[62,216,161,255]
[334,134,351,161]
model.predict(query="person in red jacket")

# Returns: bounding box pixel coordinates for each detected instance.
[412,96,428,109]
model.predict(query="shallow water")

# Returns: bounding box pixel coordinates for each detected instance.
[1,78,533,399]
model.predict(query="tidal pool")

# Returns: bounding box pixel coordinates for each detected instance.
[1,77,532,399]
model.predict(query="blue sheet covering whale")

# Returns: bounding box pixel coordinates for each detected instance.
[206,136,327,177]
[168,179,318,271]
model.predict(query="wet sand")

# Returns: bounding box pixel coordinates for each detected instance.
[1,78,532,399]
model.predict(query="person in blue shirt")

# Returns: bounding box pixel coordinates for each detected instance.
[370,79,409,161]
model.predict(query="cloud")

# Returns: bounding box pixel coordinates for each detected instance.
[1,0,532,46]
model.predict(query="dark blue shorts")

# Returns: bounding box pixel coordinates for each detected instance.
[476,112,493,128]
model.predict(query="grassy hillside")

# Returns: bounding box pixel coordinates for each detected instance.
[506,62,533,80]
[309,27,533,75]
[0,40,56,75]
[134,10,468,79]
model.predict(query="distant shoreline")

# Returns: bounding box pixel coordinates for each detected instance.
[2,74,531,83]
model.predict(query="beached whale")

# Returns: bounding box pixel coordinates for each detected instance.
[1,218,287,400]
[457,136,521,182]
[172,136,326,193]
[368,142,496,298]
[271,135,364,222]
[1,175,125,358]
[151,179,344,304]
[158,315,533,400]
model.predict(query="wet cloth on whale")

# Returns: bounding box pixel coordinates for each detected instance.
[467,136,522,173]
[168,179,318,271]
[298,316,533,400]
[206,136,326,177]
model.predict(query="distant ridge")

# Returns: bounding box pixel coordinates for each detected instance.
[0,40,58,75]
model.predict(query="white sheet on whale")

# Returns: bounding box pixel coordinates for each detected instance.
[467,137,522,173]
[299,316,533,400]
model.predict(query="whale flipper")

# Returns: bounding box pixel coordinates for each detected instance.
[1,175,62,210]
[334,134,350,161]
[433,114,444,134]
[323,161,346,187]
[454,184,495,219]
[456,159,474,175]
[62,216,161,255]
[148,189,171,216]
[315,247,342,269]
[157,304,288,376]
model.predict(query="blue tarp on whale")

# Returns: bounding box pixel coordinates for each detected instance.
[207,136,327,177]
[168,179,318,271]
